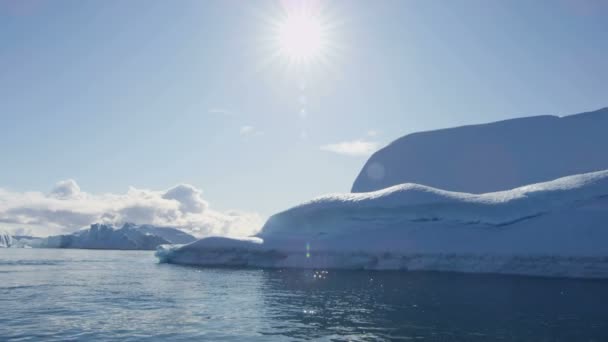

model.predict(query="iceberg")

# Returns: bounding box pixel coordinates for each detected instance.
[0,229,13,248]
[352,107,608,193]
[9,235,44,248]
[0,231,44,248]
[122,223,197,245]
[157,170,608,278]
[42,223,196,250]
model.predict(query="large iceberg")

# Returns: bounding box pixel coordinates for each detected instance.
[352,107,608,193]
[157,170,608,278]
[43,223,196,250]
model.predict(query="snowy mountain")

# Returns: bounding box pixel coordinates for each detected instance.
[43,223,196,250]
[157,170,608,278]
[0,229,13,248]
[352,107,608,193]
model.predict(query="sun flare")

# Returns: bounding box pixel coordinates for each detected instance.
[276,9,328,65]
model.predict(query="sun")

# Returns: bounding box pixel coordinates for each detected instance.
[276,9,328,65]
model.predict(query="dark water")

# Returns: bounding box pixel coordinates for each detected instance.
[1,249,607,341]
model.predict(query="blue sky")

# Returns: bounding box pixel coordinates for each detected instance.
[1,0,607,223]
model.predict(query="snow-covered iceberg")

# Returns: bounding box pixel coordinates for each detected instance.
[0,231,44,248]
[43,223,196,250]
[123,223,196,245]
[0,229,13,248]
[157,170,608,278]
[352,107,608,193]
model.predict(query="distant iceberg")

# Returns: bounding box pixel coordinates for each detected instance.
[42,223,196,250]
[0,229,13,248]
[157,170,608,278]
[0,231,45,248]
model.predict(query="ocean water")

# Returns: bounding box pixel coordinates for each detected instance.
[1,249,607,341]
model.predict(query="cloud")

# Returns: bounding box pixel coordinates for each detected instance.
[367,130,379,137]
[0,181,263,238]
[240,125,264,137]
[320,140,380,157]
[240,125,254,135]
[50,179,81,199]
[162,184,208,213]
[208,108,232,116]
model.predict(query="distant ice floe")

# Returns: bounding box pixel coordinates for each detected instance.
[157,170,608,278]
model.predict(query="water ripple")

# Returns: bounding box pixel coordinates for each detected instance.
[1,249,608,341]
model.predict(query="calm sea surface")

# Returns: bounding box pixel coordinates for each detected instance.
[1,248,607,341]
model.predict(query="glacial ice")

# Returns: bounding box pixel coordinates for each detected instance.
[352,107,608,193]
[157,170,608,278]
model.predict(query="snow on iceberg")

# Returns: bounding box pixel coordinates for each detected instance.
[352,107,608,193]
[157,170,608,278]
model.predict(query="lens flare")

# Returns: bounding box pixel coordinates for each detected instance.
[273,4,329,66]
[278,11,325,63]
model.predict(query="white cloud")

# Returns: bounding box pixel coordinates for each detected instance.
[367,130,379,137]
[0,180,263,238]
[240,125,263,137]
[50,179,81,199]
[240,125,254,135]
[162,184,208,213]
[320,140,380,157]
[208,108,232,116]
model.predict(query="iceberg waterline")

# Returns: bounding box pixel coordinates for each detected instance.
[157,170,608,278]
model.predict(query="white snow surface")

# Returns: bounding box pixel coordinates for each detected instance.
[352,107,608,193]
[157,170,608,278]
